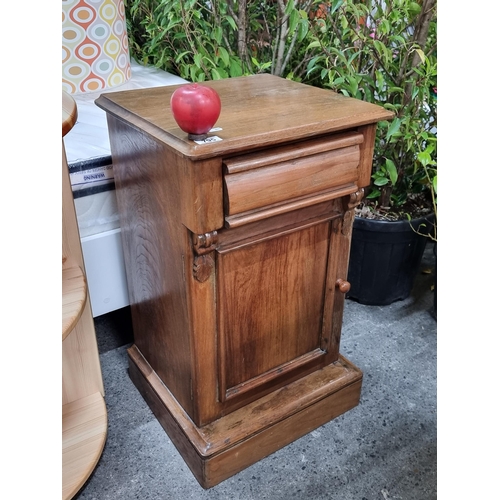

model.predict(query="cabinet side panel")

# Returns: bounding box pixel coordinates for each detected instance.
[218,223,330,394]
[357,124,377,188]
[107,116,194,416]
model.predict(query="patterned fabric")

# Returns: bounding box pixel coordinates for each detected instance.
[62,0,131,94]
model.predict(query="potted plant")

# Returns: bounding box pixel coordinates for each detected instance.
[302,0,437,305]
[125,0,437,306]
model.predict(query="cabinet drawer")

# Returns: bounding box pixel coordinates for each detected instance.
[223,132,364,226]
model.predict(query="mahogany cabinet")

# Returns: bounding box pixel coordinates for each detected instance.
[96,74,393,488]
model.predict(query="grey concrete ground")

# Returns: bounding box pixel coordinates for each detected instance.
[77,243,437,500]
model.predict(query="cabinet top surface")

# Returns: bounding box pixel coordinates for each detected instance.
[95,74,393,159]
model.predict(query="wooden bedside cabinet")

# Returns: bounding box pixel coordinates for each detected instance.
[96,74,393,488]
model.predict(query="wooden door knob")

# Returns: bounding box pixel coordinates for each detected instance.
[335,279,351,293]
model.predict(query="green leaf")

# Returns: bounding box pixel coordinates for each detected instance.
[211,68,221,80]
[224,15,237,31]
[409,2,422,15]
[306,56,320,75]
[386,118,401,140]
[347,51,361,67]
[366,189,381,199]
[297,18,309,41]
[285,0,295,17]
[383,103,400,112]
[289,8,300,33]
[194,53,203,68]
[346,75,359,97]
[307,40,321,50]
[218,46,230,67]
[229,57,243,77]
[379,19,391,35]
[330,0,344,14]
[174,50,192,63]
[374,177,389,186]
[173,32,188,41]
[215,66,228,79]
[415,48,425,64]
[373,40,389,64]
[213,26,222,45]
[189,65,198,82]
[417,150,432,167]
[385,159,398,186]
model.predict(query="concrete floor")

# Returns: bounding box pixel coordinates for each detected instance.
[76,243,437,500]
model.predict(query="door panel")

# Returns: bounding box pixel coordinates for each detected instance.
[217,222,331,402]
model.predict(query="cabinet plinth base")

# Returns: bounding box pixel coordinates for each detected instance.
[128,344,363,489]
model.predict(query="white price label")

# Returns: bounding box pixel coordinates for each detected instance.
[194,135,223,145]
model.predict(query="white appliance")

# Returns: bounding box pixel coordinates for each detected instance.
[64,60,187,317]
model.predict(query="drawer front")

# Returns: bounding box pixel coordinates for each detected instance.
[223,132,363,226]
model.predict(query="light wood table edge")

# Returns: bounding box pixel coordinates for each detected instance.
[62,261,88,341]
[62,90,107,499]
[62,392,108,500]
[62,91,78,138]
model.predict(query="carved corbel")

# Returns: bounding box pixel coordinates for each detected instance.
[342,188,364,236]
[192,231,218,282]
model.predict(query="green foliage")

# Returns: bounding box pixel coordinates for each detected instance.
[303,0,437,211]
[125,0,247,81]
[124,0,437,216]
[124,0,313,81]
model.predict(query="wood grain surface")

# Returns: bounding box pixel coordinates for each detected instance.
[62,91,78,138]
[62,91,106,499]
[95,74,393,159]
[128,344,362,488]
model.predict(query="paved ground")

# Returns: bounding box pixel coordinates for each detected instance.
[77,243,437,500]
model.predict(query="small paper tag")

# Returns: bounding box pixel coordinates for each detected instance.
[194,135,223,145]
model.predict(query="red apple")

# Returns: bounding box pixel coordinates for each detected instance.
[170,83,221,140]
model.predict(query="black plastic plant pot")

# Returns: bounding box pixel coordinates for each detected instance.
[346,215,434,306]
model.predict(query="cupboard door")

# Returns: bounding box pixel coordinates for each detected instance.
[216,219,341,405]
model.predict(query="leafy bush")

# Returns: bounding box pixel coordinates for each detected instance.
[125,0,312,80]
[125,0,437,219]
[304,0,437,216]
